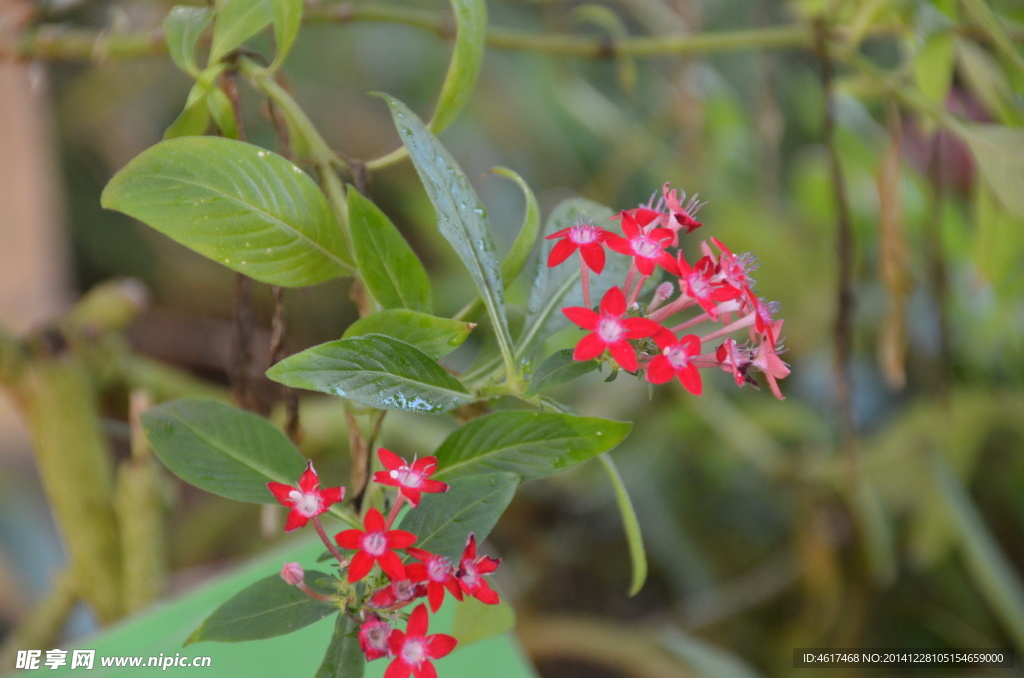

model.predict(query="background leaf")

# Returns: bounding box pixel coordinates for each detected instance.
[398,473,518,562]
[101,136,351,286]
[163,6,213,76]
[452,597,516,648]
[210,0,274,63]
[598,455,647,596]
[141,399,307,504]
[271,0,303,70]
[187,571,337,644]
[430,0,487,134]
[348,188,432,313]
[314,615,365,678]
[379,94,516,372]
[957,124,1024,217]
[433,411,632,481]
[342,309,472,359]
[266,334,473,413]
[492,167,541,286]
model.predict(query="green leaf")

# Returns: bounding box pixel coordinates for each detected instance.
[348,188,431,313]
[518,198,629,359]
[164,6,213,76]
[957,124,1024,217]
[141,399,306,504]
[187,571,337,644]
[206,86,240,139]
[598,456,647,596]
[164,92,211,140]
[378,94,516,373]
[434,411,632,481]
[210,0,274,63]
[430,0,487,134]
[271,0,303,70]
[912,31,955,110]
[524,349,598,396]
[492,167,541,286]
[267,334,473,414]
[398,473,518,561]
[342,309,473,360]
[101,136,351,286]
[314,615,365,678]
[452,597,516,648]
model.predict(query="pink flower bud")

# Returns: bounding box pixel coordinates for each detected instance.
[280,561,305,586]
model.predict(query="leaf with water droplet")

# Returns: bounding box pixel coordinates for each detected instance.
[266,334,473,414]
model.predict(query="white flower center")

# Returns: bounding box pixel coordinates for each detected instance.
[401,638,428,666]
[569,224,599,245]
[289,490,321,517]
[390,467,423,488]
[663,345,691,370]
[362,532,388,556]
[596,317,625,344]
[631,236,661,259]
[427,557,452,582]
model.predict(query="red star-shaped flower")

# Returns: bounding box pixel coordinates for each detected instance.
[456,534,501,605]
[677,253,742,320]
[335,508,417,582]
[646,330,703,394]
[563,286,662,372]
[369,563,428,609]
[546,221,610,273]
[406,547,463,612]
[605,211,679,276]
[359,614,393,661]
[385,604,457,678]
[266,461,345,533]
[373,449,449,508]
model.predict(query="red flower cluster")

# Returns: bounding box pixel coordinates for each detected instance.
[550,184,790,398]
[269,450,503,677]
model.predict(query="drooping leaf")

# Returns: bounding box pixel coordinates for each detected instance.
[348,188,431,313]
[142,399,308,504]
[101,136,351,286]
[210,0,274,63]
[598,455,647,596]
[342,309,472,359]
[164,6,213,76]
[433,411,632,481]
[398,473,518,562]
[271,0,303,69]
[524,349,599,396]
[492,167,541,286]
[267,334,473,414]
[430,0,487,134]
[378,94,515,370]
[519,197,629,359]
[452,597,516,648]
[314,615,365,678]
[186,571,337,644]
[956,124,1024,217]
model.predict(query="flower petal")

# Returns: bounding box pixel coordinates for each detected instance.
[267,482,296,507]
[676,364,703,395]
[573,333,607,361]
[378,448,406,472]
[562,306,599,330]
[646,355,674,384]
[427,633,458,659]
[608,340,638,372]
[547,238,577,268]
[407,603,429,636]
[347,551,374,582]
[283,510,309,533]
[335,529,364,550]
[599,286,626,316]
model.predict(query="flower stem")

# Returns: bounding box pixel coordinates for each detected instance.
[313,516,349,566]
[580,258,592,310]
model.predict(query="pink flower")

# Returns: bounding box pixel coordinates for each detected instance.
[676,253,742,320]
[456,534,501,605]
[359,615,393,661]
[605,211,679,276]
[546,221,609,273]
[750,330,790,400]
[335,508,417,582]
[266,461,345,533]
[563,286,662,372]
[661,183,704,237]
[715,338,752,388]
[646,330,703,395]
[369,564,428,609]
[373,449,449,508]
[406,548,463,612]
[385,604,457,678]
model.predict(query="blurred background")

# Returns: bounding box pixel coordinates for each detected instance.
[2,0,1024,675]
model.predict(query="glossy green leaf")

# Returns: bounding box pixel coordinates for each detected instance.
[342,309,472,360]
[379,94,515,372]
[141,399,306,504]
[210,0,274,63]
[434,411,632,481]
[187,571,337,644]
[348,188,431,313]
[518,197,629,359]
[430,0,487,134]
[398,473,518,562]
[101,136,351,286]
[598,456,647,596]
[524,349,598,396]
[957,124,1024,217]
[492,167,541,286]
[452,597,516,648]
[267,334,473,414]
[164,6,213,76]
[314,615,365,678]
[271,0,303,69]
